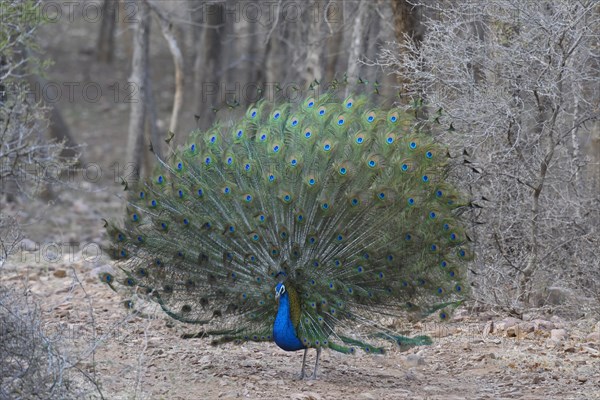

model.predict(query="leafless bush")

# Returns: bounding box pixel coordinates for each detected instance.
[373,0,600,312]
[0,284,104,399]
[1,1,76,196]
[0,0,78,264]
[0,2,102,397]
[0,90,71,197]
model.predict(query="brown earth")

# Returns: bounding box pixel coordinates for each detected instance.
[3,247,600,399]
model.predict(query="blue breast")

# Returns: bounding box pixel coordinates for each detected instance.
[273,292,305,351]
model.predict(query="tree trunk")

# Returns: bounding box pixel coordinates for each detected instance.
[302,0,323,87]
[195,3,224,130]
[390,0,422,46]
[96,0,117,63]
[126,0,150,180]
[520,186,541,304]
[25,67,80,163]
[346,0,369,95]
[152,4,184,137]
[144,67,160,162]
[264,26,282,92]
[120,0,136,60]
[324,1,345,82]
[245,3,263,97]
[189,0,204,90]
[390,0,423,101]
[223,0,238,87]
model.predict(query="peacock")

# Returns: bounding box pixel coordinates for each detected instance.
[103,83,471,379]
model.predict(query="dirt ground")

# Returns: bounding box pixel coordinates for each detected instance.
[2,13,599,400]
[2,251,600,400]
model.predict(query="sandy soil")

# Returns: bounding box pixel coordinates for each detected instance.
[2,251,600,399]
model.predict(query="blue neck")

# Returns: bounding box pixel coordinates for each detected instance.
[273,293,304,351]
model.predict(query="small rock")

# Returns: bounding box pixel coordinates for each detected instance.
[19,238,39,251]
[522,313,534,321]
[53,269,67,278]
[404,368,425,381]
[358,393,376,400]
[429,325,458,338]
[532,375,544,384]
[532,319,555,331]
[405,354,426,367]
[72,199,91,214]
[583,346,599,356]
[577,376,588,383]
[551,329,568,342]
[518,322,535,333]
[482,320,493,337]
[290,392,323,400]
[586,332,600,343]
[55,309,70,318]
[563,345,576,353]
[240,359,258,368]
[471,353,495,363]
[451,308,470,322]
[198,355,211,364]
[506,326,518,337]
[494,317,521,333]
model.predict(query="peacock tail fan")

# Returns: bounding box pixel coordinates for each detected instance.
[103,81,472,354]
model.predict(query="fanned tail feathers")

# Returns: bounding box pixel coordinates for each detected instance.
[104,85,472,353]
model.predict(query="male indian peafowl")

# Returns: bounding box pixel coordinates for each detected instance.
[103,84,471,379]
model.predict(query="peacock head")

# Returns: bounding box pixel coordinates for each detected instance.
[275,282,286,300]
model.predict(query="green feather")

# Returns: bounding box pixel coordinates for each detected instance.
[103,85,472,364]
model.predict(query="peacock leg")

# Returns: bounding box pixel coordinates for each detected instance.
[310,347,322,380]
[298,348,308,380]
